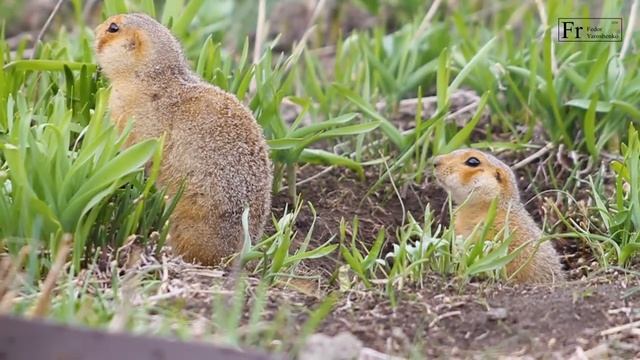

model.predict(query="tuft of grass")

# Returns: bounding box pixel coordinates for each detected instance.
[336,200,530,297]
[242,197,338,283]
[0,90,168,273]
[589,125,640,265]
[385,200,522,289]
[339,216,386,288]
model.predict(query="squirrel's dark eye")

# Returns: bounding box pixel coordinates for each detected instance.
[464,157,481,167]
[107,23,120,33]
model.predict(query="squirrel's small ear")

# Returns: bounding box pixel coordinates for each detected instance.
[495,169,503,183]
[131,30,143,49]
[129,30,147,57]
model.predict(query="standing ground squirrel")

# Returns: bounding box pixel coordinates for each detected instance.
[433,149,564,283]
[94,13,273,265]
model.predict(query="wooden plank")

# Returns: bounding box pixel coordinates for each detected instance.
[0,315,273,360]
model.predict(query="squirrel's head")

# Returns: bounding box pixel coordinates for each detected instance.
[95,13,188,81]
[433,149,519,206]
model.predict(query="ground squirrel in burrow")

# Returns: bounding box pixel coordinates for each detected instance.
[94,13,273,265]
[433,149,564,283]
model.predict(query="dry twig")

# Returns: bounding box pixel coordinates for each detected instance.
[29,234,72,318]
[31,0,65,60]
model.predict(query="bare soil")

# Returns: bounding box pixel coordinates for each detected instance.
[160,255,639,358]
[271,165,447,275]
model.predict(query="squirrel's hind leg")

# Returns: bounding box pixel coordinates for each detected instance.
[169,197,241,266]
[506,242,565,284]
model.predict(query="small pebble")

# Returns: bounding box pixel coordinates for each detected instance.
[487,307,508,321]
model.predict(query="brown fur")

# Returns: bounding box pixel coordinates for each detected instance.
[433,149,564,284]
[95,13,273,265]
[460,167,483,185]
